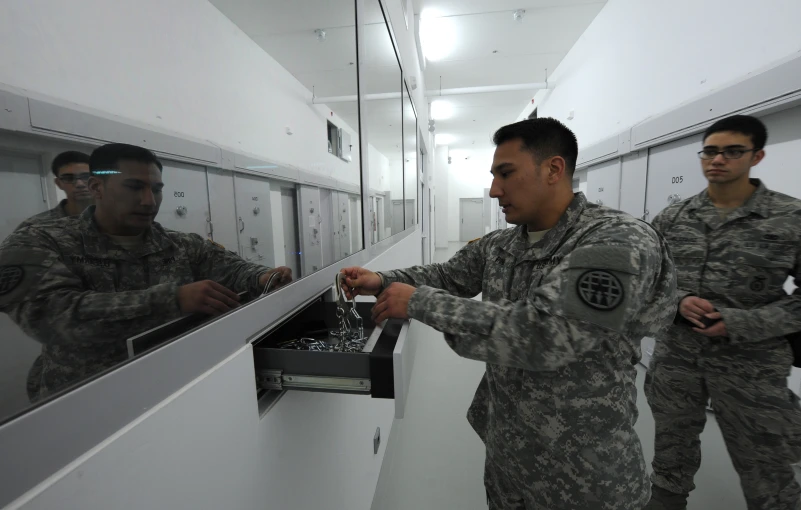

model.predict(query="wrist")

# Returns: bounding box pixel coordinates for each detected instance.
[376,271,387,294]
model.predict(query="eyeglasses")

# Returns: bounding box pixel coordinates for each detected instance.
[697,148,757,160]
[58,173,92,184]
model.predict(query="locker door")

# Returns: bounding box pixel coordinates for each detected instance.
[349,195,361,254]
[376,196,385,241]
[158,162,211,238]
[206,168,239,253]
[0,152,49,421]
[337,192,351,259]
[319,189,335,266]
[299,185,323,275]
[644,135,707,223]
[234,174,275,266]
[280,187,301,279]
[585,159,621,209]
[751,106,801,200]
[0,152,49,241]
[369,195,376,244]
[619,152,648,219]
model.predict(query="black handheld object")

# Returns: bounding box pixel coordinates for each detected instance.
[699,315,721,329]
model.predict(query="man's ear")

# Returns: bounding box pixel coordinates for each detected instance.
[546,156,567,184]
[54,177,66,193]
[88,176,103,199]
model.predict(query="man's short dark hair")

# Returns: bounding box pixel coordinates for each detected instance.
[703,115,768,150]
[90,143,163,176]
[51,151,90,177]
[492,117,579,177]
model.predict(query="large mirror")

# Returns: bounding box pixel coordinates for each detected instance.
[403,81,418,228]
[0,0,363,424]
[365,0,404,244]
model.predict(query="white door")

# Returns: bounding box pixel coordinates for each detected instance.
[585,159,622,209]
[319,189,335,266]
[376,196,385,241]
[460,198,484,242]
[645,135,707,223]
[0,151,50,422]
[234,174,275,266]
[206,168,239,253]
[280,188,301,279]
[619,152,648,219]
[157,162,210,237]
[392,200,404,235]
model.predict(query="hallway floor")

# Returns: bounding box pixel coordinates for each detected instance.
[371,242,779,510]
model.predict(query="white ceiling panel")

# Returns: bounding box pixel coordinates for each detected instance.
[412,0,604,17]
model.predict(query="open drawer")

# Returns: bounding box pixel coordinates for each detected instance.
[252,296,415,419]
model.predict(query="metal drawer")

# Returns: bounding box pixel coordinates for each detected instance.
[253,298,413,418]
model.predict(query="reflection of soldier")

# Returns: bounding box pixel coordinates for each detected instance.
[645,116,801,510]
[16,151,94,229]
[342,118,677,509]
[0,143,291,401]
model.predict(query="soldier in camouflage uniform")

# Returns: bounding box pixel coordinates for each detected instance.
[15,151,94,230]
[644,115,801,510]
[342,118,678,509]
[0,143,291,401]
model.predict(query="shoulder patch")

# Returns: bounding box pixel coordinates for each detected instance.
[576,270,624,310]
[0,266,24,296]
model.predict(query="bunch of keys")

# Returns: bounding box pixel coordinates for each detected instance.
[333,273,366,353]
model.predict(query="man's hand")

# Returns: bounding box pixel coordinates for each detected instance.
[372,283,415,323]
[260,266,293,290]
[692,311,728,338]
[679,296,716,328]
[340,267,382,298]
[178,280,241,316]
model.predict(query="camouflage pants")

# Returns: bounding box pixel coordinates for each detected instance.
[484,456,531,510]
[645,337,801,510]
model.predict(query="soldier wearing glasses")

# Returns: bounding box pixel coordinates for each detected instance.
[645,115,801,510]
[15,151,95,230]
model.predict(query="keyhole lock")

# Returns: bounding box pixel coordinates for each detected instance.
[253,207,261,215]
[176,206,187,217]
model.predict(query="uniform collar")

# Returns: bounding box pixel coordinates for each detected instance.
[79,206,177,258]
[55,199,69,217]
[687,178,771,227]
[503,192,587,260]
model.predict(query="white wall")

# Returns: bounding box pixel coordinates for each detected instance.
[0,0,361,184]
[520,0,801,148]
[447,149,494,242]
[434,146,450,248]
[8,346,263,510]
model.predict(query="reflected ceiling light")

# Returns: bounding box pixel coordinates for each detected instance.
[419,10,455,62]
[436,133,455,145]
[431,100,454,120]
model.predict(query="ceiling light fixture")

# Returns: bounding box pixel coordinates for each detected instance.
[436,133,455,145]
[431,100,454,120]
[513,9,525,22]
[419,10,456,62]
[315,29,326,42]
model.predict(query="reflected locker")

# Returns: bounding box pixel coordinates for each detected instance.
[280,187,301,280]
[585,159,621,209]
[460,198,483,242]
[299,185,323,275]
[0,151,49,422]
[206,168,239,253]
[157,162,211,238]
[319,188,335,266]
[391,200,403,235]
[645,135,707,222]
[337,191,351,259]
[619,152,648,219]
[349,195,361,254]
[234,173,275,266]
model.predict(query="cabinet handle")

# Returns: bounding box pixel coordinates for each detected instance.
[239,217,245,233]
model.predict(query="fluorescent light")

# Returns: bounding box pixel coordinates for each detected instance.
[431,100,454,120]
[419,10,455,62]
[436,133,455,145]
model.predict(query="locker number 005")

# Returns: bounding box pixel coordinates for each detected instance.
[173,191,185,197]
[671,176,684,184]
